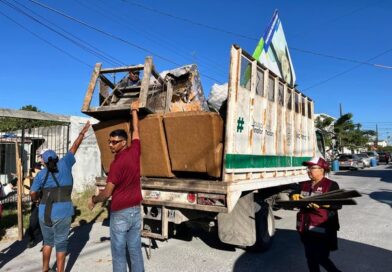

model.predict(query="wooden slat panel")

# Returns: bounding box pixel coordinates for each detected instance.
[82,63,102,112]
[151,66,165,86]
[15,142,23,240]
[164,80,173,113]
[99,74,115,89]
[139,57,153,108]
[100,64,144,73]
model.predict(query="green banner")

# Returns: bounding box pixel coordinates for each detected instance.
[225,154,311,169]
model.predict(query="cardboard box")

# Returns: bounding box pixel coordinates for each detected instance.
[163,112,224,177]
[92,119,131,174]
[140,114,174,177]
[93,116,174,178]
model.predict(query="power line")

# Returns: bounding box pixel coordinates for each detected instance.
[75,0,227,79]
[361,121,392,124]
[291,47,392,69]
[7,0,392,88]
[302,46,392,91]
[123,0,257,41]
[29,0,223,83]
[122,0,392,71]
[0,7,91,68]
[4,0,125,67]
[290,1,383,39]
[94,0,228,75]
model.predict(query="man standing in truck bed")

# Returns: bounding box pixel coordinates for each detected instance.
[88,100,144,272]
[117,70,141,88]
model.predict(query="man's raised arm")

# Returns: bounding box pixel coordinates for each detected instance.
[131,100,139,140]
[70,121,91,154]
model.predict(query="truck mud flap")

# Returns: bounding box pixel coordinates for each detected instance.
[217,192,256,247]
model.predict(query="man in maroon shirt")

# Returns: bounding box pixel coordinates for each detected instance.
[88,100,144,272]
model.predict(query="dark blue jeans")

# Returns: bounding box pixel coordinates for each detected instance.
[110,206,144,272]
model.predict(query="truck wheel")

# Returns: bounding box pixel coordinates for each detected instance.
[246,202,275,252]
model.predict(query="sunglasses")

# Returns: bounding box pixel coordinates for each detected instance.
[108,139,125,145]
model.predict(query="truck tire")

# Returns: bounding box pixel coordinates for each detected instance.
[246,201,275,252]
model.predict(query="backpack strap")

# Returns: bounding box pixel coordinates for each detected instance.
[50,172,60,187]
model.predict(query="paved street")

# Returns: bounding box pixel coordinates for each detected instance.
[1,165,391,272]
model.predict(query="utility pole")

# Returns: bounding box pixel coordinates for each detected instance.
[375,124,378,149]
[338,103,343,152]
[339,103,343,117]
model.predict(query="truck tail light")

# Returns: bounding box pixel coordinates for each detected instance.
[187,193,196,203]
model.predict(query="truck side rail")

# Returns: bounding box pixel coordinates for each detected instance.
[223,45,316,183]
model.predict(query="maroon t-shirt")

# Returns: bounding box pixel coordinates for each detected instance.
[107,139,143,211]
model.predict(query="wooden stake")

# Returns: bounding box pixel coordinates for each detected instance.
[14,141,23,241]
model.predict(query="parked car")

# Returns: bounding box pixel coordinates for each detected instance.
[356,153,371,168]
[377,151,390,164]
[338,154,365,170]
[363,151,379,165]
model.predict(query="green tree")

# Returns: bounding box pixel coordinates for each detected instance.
[315,115,335,153]
[333,113,355,153]
[333,113,375,153]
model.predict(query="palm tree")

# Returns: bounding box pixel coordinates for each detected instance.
[315,115,335,153]
[333,113,376,153]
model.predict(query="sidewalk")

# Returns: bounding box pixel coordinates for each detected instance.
[0,221,115,272]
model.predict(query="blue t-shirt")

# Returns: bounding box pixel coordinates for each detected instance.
[31,151,75,221]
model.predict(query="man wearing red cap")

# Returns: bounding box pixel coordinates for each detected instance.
[292,157,342,272]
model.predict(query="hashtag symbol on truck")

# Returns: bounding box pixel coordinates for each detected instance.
[237,117,244,133]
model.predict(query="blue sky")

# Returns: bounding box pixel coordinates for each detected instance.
[1,0,391,140]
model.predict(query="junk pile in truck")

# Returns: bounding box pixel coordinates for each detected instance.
[82,45,327,252]
[82,57,222,179]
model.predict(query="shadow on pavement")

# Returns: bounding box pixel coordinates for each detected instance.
[233,229,392,272]
[190,224,236,252]
[65,209,105,272]
[369,190,392,207]
[0,238,28,269]
[171,222,236,252]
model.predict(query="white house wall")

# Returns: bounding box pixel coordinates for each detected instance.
[69,116,101,192]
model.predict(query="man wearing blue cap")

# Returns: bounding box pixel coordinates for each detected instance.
[30,121,90,272]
